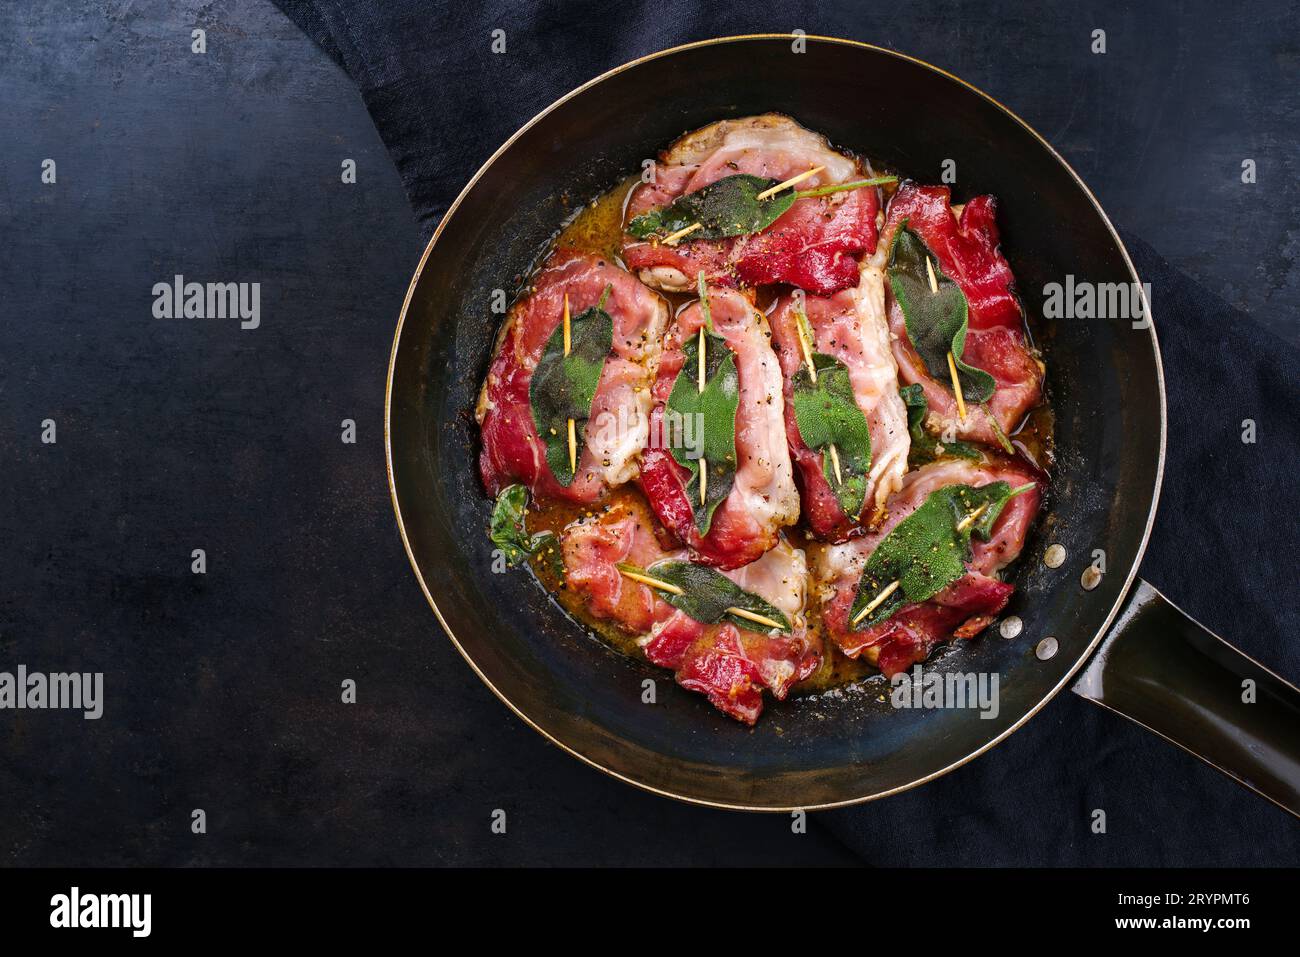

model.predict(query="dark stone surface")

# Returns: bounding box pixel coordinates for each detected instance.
[0,0,860,866]
[0,0,1295,866]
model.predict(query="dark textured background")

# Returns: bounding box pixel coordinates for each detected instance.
[1,0,1296,866]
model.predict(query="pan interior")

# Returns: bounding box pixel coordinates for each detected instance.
[387,38,1163,809]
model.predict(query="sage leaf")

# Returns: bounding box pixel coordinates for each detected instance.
[489,484,555,567]
[628,174,794,241]
[665,314,739,536]
[622,560,792,633]
[900,384,981,466]
[888,223,996,403]
[850,480,1034,628]
[792,352,873,518]
[529,290,613,485]
[627,173,896,242]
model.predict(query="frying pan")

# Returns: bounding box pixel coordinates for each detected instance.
[385,36,1300,813]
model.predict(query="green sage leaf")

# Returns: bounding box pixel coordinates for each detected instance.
[792,352,873,519]
[628,173,898,242]
[888,223,996,403]
[849,480,1034,629]
[627,174,795,241]
[529,290,613,486]
[489,484,555,567]
[666,319,739,536]
[620,560,791,633]
[900,384,981,466]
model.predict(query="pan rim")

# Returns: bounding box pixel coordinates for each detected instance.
[383,33,1168,812]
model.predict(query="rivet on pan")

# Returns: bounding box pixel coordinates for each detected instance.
[999,616,1023,639]
[1035,636,1058,660]
[1043,544,1066,568]
[1081,566,1103,591]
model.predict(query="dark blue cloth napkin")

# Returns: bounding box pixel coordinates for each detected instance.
[273,0,1300,864]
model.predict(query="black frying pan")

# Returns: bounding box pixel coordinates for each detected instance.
[385,36,1300,813]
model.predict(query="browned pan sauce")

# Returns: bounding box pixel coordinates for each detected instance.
[523,165,1053,695]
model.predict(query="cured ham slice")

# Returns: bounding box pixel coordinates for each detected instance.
[561,499,689,635]
[477,250,668,503]
[623,114,881,297]
[561,498,818,724]
[816,458,1041,677]
[768,254,910,540]
[882,182,1043,446]
[639,286,799,569]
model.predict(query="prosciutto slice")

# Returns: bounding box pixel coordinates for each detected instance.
[562,498,818,724]
[639,286,799,568]
[477,250,668,503]
[768,254,910,540]
[622,114,881,297]
[882,183,1043,446]
[816,458,1042,676]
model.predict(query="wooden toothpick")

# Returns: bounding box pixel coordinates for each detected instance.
[828,443,844,486]
[697,323,708,505]
[562,293,571,354]
[925,257,968,424]
[755,165,824,201]
[925,256,939,295]
[662,222,703,246]
[724,606,785,630]
[563,293,578,472]
[946,350,968,423]
[955,502,988,533]
[852,579,901,626]
[618,567,684,595]
[697,326,706,392]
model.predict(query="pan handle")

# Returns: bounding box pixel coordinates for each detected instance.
[1072,578,1300,817]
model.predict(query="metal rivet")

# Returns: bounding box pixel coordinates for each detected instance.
[1043,544,1066,568]
[1081,565,1103,591]
[999,615,1023,639]
[1035,636,1058,660]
